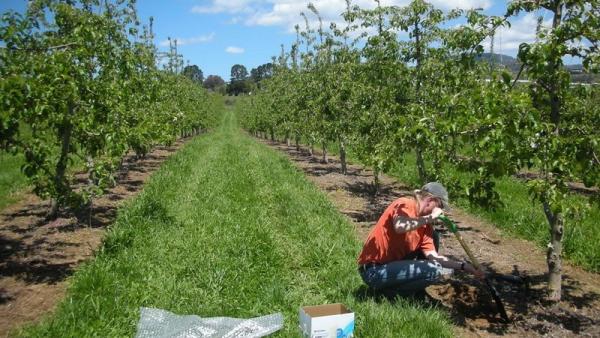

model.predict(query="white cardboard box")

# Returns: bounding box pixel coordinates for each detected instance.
[299,303,355,338]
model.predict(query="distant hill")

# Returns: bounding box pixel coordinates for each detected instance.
[476,53,598,84]
[477,53,521,73]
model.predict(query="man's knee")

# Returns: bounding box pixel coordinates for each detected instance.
[430,260,453,279]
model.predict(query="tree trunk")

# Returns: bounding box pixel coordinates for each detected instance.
[309,143,314,156]
[373,167,380,195]
[286,132,290,147]
[270,129,275,142]
[548,2,561,136]
[413,20,429,185]
[295,135,300,151]
[416,147,428,184]
[543,200,563,301]
[339,138,347,175]
[85,156,96,226]
[49,114,73,218]
[321,141,328,163]
[544,3,564,301]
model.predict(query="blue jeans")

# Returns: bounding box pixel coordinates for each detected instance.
[359,260,452,295]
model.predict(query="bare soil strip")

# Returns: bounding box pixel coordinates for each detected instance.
[0,140,186,337]
[263,139,600,338]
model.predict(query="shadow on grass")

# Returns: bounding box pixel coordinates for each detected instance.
[352,284,440,305]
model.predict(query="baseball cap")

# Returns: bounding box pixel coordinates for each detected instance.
[421,182,449,210]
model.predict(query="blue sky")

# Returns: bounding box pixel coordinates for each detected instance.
[0,1,577,80]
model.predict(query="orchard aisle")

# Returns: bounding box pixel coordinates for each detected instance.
[17,108,452,337]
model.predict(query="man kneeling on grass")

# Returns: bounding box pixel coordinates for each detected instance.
[357,182,485,296]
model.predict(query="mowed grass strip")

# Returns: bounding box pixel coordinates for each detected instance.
[21,109,452,337]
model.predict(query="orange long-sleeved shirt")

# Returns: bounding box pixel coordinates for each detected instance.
[358,197,435,265]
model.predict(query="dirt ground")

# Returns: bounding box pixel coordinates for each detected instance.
[263,139,600,338]
[0,140,186,337]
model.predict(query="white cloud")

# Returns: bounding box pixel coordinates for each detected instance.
[245,2,305,27]
[191,0,255,14]
[189,1,533,55]
[159,33,215,47]
[194,0,493,35]
[226,46,245,54]
[242,0,391,37]
[429,0,492,10]
[481,13,551,53]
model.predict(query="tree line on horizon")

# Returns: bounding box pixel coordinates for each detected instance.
[181,63,274,95]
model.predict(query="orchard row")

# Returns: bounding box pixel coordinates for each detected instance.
[0,0,219,216]
[240,0,599,300]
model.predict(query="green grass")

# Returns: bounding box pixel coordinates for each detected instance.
[0,151,28,210]
[20,108,452,337]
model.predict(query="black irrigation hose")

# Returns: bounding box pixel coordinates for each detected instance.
[438,215,510,323]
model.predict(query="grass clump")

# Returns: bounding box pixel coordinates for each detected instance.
[0,151,27,210]
[21,108,452,337]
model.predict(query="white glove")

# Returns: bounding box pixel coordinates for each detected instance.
[430,207,444,219]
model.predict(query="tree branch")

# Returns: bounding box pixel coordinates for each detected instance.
[537,79,553,93]
[0,42,78,52]
[458,124,496,135]
[511,63,526,89]
[542,197,556,227]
